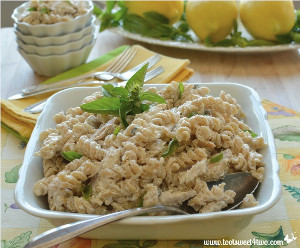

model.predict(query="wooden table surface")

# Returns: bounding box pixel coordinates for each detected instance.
[1,27,300,112]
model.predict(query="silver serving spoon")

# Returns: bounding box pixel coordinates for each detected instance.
[24,172,259,248]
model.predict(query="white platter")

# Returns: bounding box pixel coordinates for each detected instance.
[109,26,300,53]
[15,83,281,240]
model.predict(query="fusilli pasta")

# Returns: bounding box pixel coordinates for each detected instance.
[34,82,265,214]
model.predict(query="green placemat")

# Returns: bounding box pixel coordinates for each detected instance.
[42,45,129,84]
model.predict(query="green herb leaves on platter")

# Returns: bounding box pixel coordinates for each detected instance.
[62,151,82,162]
[94,1,193,42]
[205,20,277,48]
[94,2,300,47]
[123,12,193,42]
[95,1,127,32]
[80,64,166,128]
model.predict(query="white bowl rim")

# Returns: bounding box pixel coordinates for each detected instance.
[12,0,94,28]
[14,15,96,40]
[14,83,281,225]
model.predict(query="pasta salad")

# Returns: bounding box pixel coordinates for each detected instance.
[34,65,264,215]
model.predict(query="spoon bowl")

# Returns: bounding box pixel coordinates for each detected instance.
[24,172,259,248]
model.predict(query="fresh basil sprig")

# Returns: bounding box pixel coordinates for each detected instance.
[80,64,166,128]
[123,12,193,42]
[94,1,193,42]
[95,1,127,32]
[210,153,223,163]
[62,151,82,162]
[162,139,179,158]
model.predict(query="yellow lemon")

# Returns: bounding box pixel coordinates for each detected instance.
[239,0,295,41]
[186,0,238,43]
[124,1,184,25]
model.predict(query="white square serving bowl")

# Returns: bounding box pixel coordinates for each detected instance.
[15,83,281,240]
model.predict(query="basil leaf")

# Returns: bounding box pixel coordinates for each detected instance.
[233,35,248,48]
[99,11,113,32]
[290,32,300,43]
[129,104,144,115]
[81,184,92,200]
[212,39,235,47]
[102,84,114,97]
[62,151,82,162]
[119,101,131,128]
[106,0,116,12]
[113,126,121,136]
[178,82,184,99]
[27,7,37,11]
[162,139,179,158]
[40,7,50,14]
[80,97,120,115]
[210,153,223,163]
[125,63,148,95]
[112,87,129,98]
[143,11,169,25]
[204,37,213,47]
[178,22,189,33]
[93,5,103,16]
[139,92,166,104]
[275,34,292,44]
[140,103,150,112]
[188,111,197,118]
[138,193,145,207]
[123,14,151,34]
[102,85,129,98]
[245,130,258,137]
[144,24,173,38]
[172,33,193,42]
[247,39,277,46]
[112,8,127,21]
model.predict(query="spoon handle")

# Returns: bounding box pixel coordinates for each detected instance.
[24,206,187,248]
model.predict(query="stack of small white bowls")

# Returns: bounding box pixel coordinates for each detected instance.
[12,0,97,77]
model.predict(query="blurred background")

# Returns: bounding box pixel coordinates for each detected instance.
[2,0,300,27]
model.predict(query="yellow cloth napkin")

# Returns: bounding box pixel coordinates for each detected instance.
[1,45,193,141]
